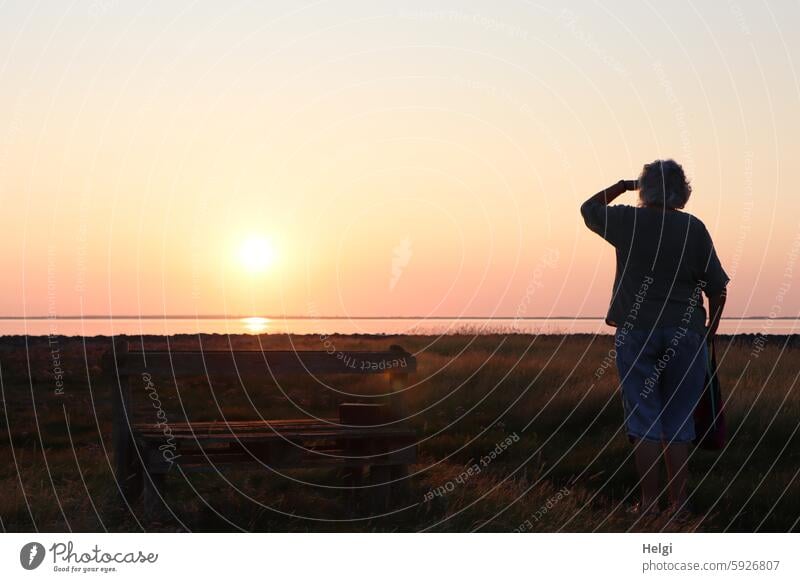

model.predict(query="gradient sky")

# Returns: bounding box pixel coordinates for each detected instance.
[1,0,799,319]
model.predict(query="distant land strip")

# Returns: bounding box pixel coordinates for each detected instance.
[0,315,796,321]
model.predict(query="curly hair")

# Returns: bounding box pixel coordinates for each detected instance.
[638,159,692,210]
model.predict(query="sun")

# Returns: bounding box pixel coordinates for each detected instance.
[238,236,277,273]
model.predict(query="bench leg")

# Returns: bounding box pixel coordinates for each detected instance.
[342,466,364,511]
[368,465,393,513]
[142,472,166,519]
[390,464,410,500]
[343,466,363,489]
[115,442,143,504]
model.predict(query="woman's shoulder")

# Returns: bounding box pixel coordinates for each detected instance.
[609,203,638,215]
[643,207,708,228]
[682,211,709,231]
[678,212,716,246]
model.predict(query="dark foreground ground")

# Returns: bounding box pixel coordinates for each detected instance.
[1,333,798,532]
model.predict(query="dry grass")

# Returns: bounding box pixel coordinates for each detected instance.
[0,333,798,532]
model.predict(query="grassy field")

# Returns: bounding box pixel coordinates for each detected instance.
[1,333,798,532]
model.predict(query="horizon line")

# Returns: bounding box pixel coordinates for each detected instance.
[0,315,795,321]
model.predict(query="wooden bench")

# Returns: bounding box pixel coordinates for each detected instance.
[103,340,417,513]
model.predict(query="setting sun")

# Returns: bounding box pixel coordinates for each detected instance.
[238,236,277,273]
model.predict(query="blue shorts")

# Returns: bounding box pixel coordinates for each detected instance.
[615,326,707,443]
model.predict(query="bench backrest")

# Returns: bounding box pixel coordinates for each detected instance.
[114,345,416,377]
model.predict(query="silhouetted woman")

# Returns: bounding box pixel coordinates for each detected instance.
[581,159,729,520]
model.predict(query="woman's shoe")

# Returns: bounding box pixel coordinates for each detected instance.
[626,501,660,519]
[665,502,694,525]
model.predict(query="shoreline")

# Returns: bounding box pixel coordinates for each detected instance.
[2,332,798,347]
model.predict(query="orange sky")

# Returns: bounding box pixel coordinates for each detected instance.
[1,1,799,319]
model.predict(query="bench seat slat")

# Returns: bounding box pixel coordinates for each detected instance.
[146,450,417,474]
[134,424,415,441]
[134,418,336,431]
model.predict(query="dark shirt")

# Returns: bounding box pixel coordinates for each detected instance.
[580,200,729,335]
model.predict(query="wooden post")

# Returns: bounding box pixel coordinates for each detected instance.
[387,345,411,498]
[142,473,166,518]
[368,464,393,513]
[110,339,142,502]
[388,345,409,420]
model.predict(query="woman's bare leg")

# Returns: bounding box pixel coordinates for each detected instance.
[663,442,690,508]
[633,439,661,511]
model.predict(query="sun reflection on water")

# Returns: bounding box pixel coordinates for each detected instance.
[241,317,270,333]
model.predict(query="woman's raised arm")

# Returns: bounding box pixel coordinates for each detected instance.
[581,179,637,212]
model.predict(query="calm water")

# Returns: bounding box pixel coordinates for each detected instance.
[0,317,797,337]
